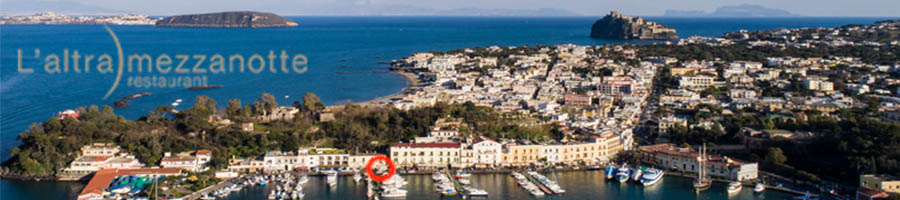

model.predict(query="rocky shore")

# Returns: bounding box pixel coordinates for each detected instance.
[155,11,298,28]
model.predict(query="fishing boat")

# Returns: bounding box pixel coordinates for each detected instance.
[693,144,712,191]
[727,181,743,194]
[640,168,664,186]
[605,164,617,180]
[615,164,631,183]
[754,183,766,193]
[631,167,643,182]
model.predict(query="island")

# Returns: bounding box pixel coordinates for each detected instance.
[154,11,298,28]
[590,11,677,40]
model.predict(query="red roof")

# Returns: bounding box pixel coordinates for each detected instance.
[162,157,195,162]
[78,169,117,198]
[390,142,460,148]
[857,187,889,198]
[196,150,212,155]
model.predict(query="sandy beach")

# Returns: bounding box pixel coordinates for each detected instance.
[327,69,422,110]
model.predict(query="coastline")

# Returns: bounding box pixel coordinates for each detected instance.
[327,69,422,110]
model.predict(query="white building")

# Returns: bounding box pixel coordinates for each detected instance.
[390,142,461,168]
[470,137,502,167]
[160,150,212,172]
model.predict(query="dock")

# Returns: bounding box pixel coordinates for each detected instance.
[521,171,555,195]
[444,171,466,196]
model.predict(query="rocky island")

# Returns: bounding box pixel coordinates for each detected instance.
[155,11,298,28]
[590,11,677,40]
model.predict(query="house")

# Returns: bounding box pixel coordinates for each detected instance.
[639,144,758,181]
[860,174,900,194]
[390,142,461,168]
[160,150,212,172]
[564,93,591,107]
[63,144,143,175]
[470,137,502,167]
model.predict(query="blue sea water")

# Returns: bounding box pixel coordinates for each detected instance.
[0,16,891,199]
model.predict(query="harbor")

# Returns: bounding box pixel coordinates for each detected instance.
[211,170,800,200]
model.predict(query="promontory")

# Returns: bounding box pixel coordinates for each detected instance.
[590,11,677,40]
[155,11,298,28]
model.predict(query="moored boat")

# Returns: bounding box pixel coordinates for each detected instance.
[640,168,664,186]
[605,164,617,180]
[631,167,643,182]
[754,183,766,193]
[727,181,742,194]
[615,164,631,183]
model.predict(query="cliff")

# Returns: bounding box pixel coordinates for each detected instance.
[155,11,298,28]
[590,11,677,40]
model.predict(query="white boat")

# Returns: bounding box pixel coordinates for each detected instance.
[632,167,643,182]
[458,178,471,185]
[640,168,664,186]
[381,188,408,198]
[456,171,471,178]
[326,171,338,187]
[615,164,631,183]
[728,181,742,193]
[754,183,766,193]
[299,175,308,185]
[175,99,182,103]
[171,102,179,106]
[468,188,488,196]
[353,173,362,183]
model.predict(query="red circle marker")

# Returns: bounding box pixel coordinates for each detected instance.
[365,154,395,182]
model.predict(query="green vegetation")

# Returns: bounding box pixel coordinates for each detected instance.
[0,94,548,177]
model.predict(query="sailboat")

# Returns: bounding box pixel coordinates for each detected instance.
[693,144,712,191]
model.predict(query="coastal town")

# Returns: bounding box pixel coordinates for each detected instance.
[1,12,899,200]
[0,12,159,25]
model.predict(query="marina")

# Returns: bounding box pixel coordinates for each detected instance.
[212,170,799,200]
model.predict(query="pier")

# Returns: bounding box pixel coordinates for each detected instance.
[521,171,555,195]
[444,171,466,196]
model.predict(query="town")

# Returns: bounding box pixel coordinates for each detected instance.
[2,20,899,200]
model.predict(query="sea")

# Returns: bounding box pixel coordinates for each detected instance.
[0,16,891,199]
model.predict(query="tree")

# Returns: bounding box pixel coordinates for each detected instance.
[226,99,242,120]
[302,92,323,112]
[765,147,787,165]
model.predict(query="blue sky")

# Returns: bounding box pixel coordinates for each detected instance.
[1,0,898,17]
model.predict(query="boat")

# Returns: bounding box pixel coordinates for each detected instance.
[728,181,743,194]
[187,85,223,90]
[605,164,617,180]
[326,171,338,187]
[122,92,151,99]
[456,171,471,178]
[353,173,362,183]
[693,144,712,191]
[631,167,643,182]
[432,172,443,181]
[615,164,631,183]
[298,175,308,185]
[381,188,408,198]
[458,178,471,185]
[640,168,664,186]
[440,187,458,196]
[754,183,766,193]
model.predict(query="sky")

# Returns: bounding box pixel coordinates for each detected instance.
[1,0,898,17]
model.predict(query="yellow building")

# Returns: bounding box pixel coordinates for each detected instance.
[860,174,900,194]
[501,144,542,167]
[390,142,461,168]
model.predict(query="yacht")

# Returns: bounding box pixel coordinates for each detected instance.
[605,164,617,180]
[754,183,766,193]
[694,144,712,191]
[615,164,631,183]
[640,168,664,186]
[727,181,743,194]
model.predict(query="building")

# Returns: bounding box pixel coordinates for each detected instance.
[63,144,143,175]
[639,144,758,181]
[390,142,461,168]
[348,153,377,170]
[678,75,717,89]
[501,143,543,167]
[470,137,502,167]
[564,93,591,107]
[263,151,300,172]
[860,174,900,194]
[58,109,80,120]
[160,150,212,172]
[803,77,835,92]
[299,147,350,168]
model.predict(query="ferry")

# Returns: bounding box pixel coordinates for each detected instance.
[615,164,631,183]
[605,164,617,180]
[640,168,664,186]
[727,181,742,194]
[754,183,766,193]
[631,167,643,182]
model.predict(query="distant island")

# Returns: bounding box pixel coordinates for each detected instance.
[155,11,298,28]
[664,4,795,17]
[590,11,677,40]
